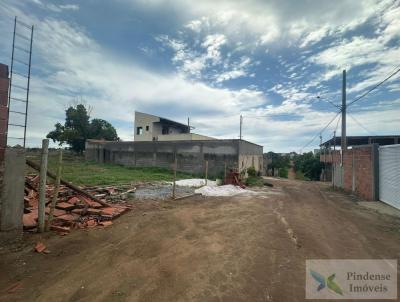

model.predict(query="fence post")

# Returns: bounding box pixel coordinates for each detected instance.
[172,156,177,199]
[205,160,208,186]
[224,161,227,184]
[38,139,49,233]
[46,149,63,231]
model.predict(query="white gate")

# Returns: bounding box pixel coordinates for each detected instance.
[379,144,400,209]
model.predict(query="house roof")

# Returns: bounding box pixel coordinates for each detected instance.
[321,135,400,147]
[135,111,189,131]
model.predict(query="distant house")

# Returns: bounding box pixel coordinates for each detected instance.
[86,111,263,177]
[134,111,215,142]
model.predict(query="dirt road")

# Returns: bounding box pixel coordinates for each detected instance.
[1,178,399,301]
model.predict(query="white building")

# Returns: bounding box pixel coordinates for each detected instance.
[134,111,215,142]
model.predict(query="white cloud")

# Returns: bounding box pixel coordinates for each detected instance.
[0,3,267,146]
[139,0,393,48]
[29,0,79,12]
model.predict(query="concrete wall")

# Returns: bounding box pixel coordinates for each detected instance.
[0,63,9,164]
[321,145,378,200]
[86,139,263,177]
[157,133,216,141]
[0,148,25,232]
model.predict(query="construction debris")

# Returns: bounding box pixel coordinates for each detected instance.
[23,175,132,234]
[34,242,47,253]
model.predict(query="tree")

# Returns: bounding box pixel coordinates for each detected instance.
[293,152,323,181]
[47,104,119,153]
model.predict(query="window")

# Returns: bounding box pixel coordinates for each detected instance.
[162,126,169,134]
[136,127,143,135]
[146,125,149,131]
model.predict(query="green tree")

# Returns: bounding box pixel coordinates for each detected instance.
[293,152,322,181]
[47,104,119,153]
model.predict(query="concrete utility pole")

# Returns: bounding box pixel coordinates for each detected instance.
[187,117,190,133]
[341,69,347,150]
[239,115,243,140]
[38,139,49,233]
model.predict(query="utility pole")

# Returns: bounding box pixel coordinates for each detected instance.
[341,69,347,150]
[333,130,336,151]
[187,117,190,133]
[239,115,242,140]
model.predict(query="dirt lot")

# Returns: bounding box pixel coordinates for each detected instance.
[1,178,399,301]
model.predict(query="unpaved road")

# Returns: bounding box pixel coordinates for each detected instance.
[1,178,400,301]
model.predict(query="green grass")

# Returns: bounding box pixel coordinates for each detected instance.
[245,175,264,187]
[295,170,310,181]
[26,151,195,186]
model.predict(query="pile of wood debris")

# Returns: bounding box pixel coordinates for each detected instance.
[24,175,132,235]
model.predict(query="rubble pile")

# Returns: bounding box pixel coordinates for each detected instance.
[84,184,136,202]
[24,176,132,234]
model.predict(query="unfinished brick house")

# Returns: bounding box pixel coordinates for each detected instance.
[320,135,400,210]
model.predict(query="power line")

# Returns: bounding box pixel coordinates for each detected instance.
[347,67,400,107]
[300,110,341,152]
[348,113,375,135]
[316,95,341,109]
[334,114,341,133]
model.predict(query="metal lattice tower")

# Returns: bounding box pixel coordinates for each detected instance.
[6,16,34,148]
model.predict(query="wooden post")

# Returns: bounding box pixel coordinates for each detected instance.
[172,156,177,199]
[38,139,49,233]
[224,161,227,184]
[205,160,208,186]
[46,149,63,231]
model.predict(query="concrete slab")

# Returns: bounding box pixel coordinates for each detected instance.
[358,201,400,218]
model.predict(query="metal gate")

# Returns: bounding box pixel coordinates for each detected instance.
[379,144,400,209]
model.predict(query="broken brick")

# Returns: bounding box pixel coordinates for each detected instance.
[99,221,113,227]
[50,225,71,233]
[72,208,87,215]
[100,207,116,216]
[6,282,22,294]
[86,219,97,227]
[34,242,46,253]
[67,196,80,205]
[55,214,76,223]
[45,207,67,217]
[87,208,102,215]
[85,200,102,209]
[55,202,76,211]
[23,212,38,229]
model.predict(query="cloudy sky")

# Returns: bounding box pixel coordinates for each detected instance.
[0,0,399,152]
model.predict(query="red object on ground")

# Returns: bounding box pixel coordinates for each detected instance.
[34,242,46,253]
[99,221,113,227]
[50,225,71,233]
[23,211,38,229]
[224,169,246,188]
[55,202,75,211]
[67,196,80,205]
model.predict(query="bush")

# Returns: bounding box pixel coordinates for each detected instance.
[247,166,257,177]
[245,176,264,186]
[279,167,288,178]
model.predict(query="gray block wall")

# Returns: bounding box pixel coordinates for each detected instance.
[0,148,25,233]
[86,139,263,177]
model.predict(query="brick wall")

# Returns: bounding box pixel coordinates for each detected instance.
[322,145,378,201]
[0,63,9,164]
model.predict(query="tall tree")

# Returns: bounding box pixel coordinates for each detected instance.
[47,104,119,153]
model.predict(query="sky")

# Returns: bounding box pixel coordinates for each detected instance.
[0,0,399,152]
